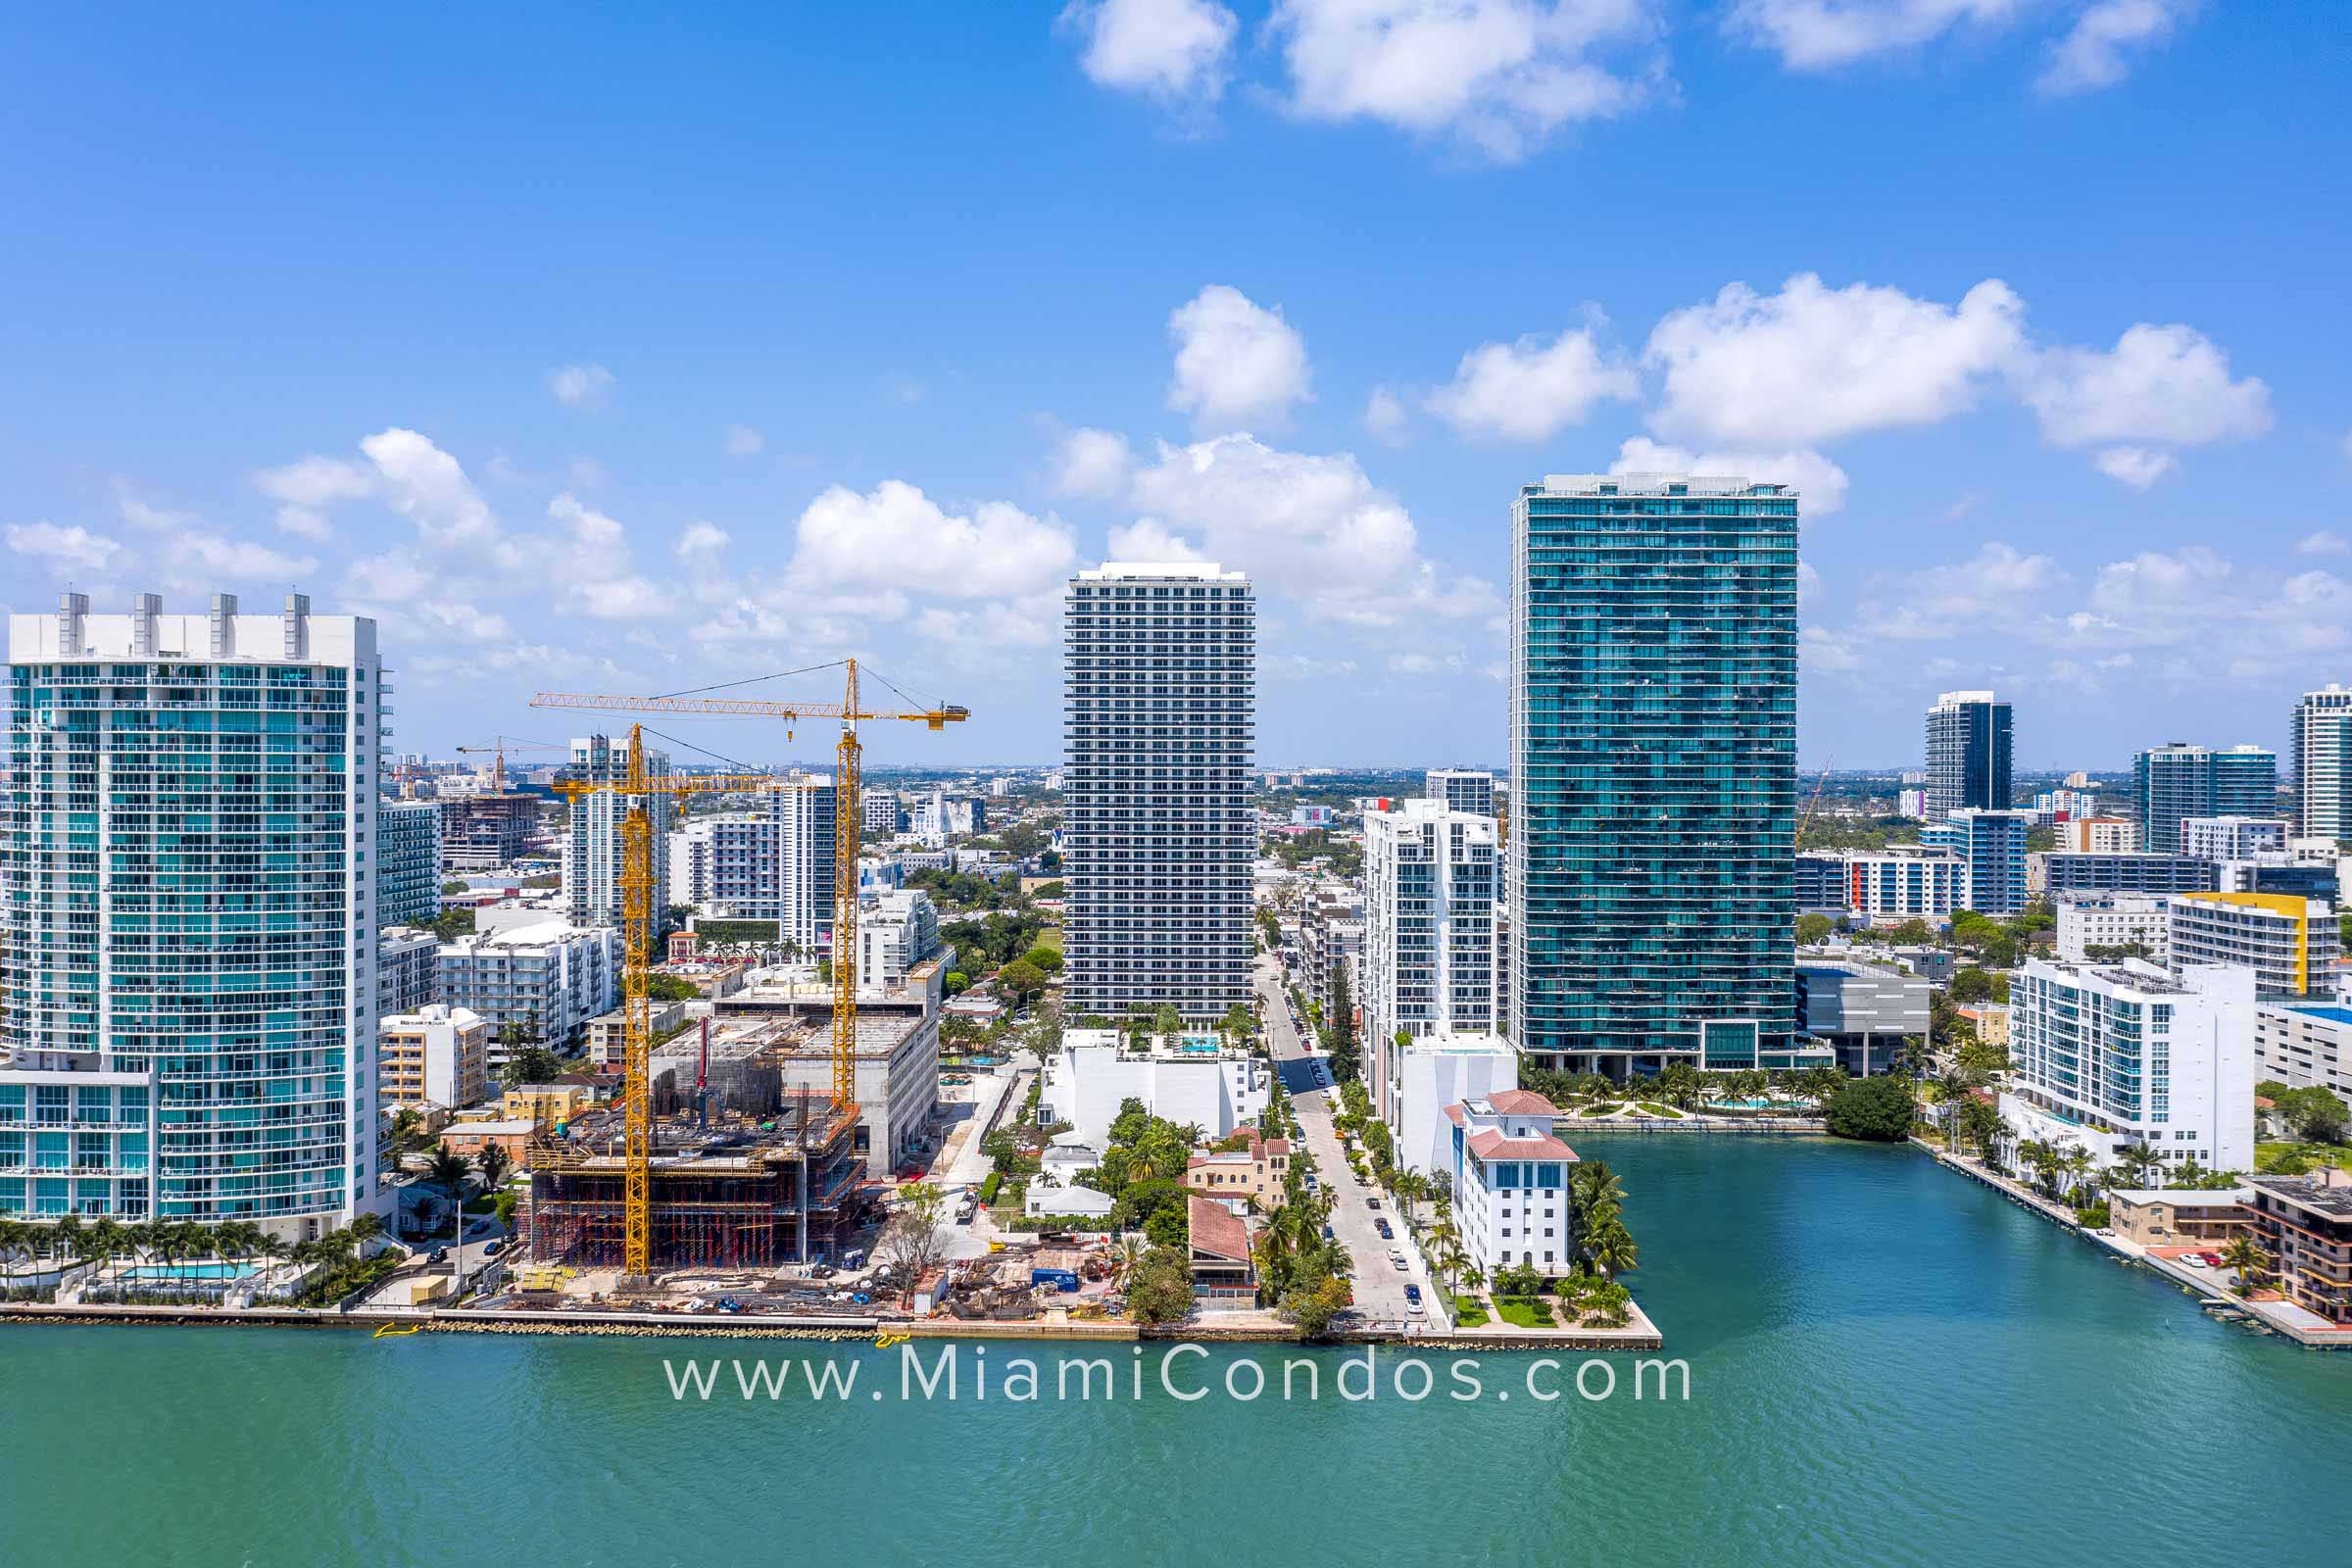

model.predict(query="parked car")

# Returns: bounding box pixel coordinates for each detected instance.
[1403,1283,1422,1304]
[1366,1196,1381,1210]
[2182,1255,2209,1267]
[1392,1255,1409,1271]
[1406,1300,1425,1317]
[1375,1219,1394,1240]
[427,1248,449,1264]
[2201,1252,2229,1268]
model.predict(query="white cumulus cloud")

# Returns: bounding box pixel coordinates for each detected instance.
[790,480,1077,601]
[7,520,124,571]
[1061,0,1239,102]
[1363,386,1410,445]
[1167,284,1313,432]
[724,423,765,458]
[1645,273,2027,447]
[2090,446,2178,489]
[1271,0,1661,162]
[1051,427,1134,499]
[1728,0,2034,70]
[1425,324,1639,441]
[2294,531,2349,558]
[2016,321,2271,449]
[548,364,615,410]
[2038,0,2198,95]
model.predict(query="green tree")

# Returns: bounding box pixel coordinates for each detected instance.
[1125,1247,1195,1325]
[1278,1273,1351,1339]
[996,957,1049,1007]
[422,1144,474,1248]
[1949,966,1996,1004]
[1823,1074,1916,1142]
[1794,912,1838,946]
[2219,1235,2271,1293]
[1324,967,1362,1082]
[473,1143,514,1192]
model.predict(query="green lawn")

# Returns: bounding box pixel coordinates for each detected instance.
[1035,925,1063,953]
[1452,1303,1490,1327]
[1636,1102,1684,1118]
[1578,1103,1623,1117]
[1495,1298,1554,1329]
[2256,1141,2351,1172]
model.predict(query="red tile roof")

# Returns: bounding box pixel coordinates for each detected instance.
[1486,1089,1559,1116]
[1187,1195,1253,1263]
[1467,1128,1577,1161]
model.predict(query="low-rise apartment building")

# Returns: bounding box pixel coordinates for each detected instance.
[378,1004,491,1112]
[2245,1176,2352,1326]
[1448,1091,1579,1280]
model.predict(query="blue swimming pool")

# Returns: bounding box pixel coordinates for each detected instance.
[118,1263,256,1282]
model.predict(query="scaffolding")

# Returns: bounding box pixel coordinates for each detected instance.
[525,1092,863,1272]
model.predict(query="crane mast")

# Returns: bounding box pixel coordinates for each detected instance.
[530,662,966,1280]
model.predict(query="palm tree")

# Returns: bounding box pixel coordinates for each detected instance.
[2218,1235,2270,1295]
[2060,1147,2095,1205]
[423,1144,474,1250]
[2114,1142,2164,1190]
[473,1143,513,1193]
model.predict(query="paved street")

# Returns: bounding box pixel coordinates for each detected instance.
[1254,954,1435,1329]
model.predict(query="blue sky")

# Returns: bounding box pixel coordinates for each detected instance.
[3,3,2345,772]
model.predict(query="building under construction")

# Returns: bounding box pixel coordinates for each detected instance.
[524,1091,866,1271]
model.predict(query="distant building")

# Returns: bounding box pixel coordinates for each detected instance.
[666,781,838,953]
[1364,799,1499,1124]
[2291,686,2352,842]
[438,792,540,871]
[1425,768,1497,816]
[2004,958,2256,1177]
[436,923,622,1063]
[2182,816,2288,860]
[857,889,945,992]
[2252,1001,2352,1112]
[2052,892,2171,964]
[2132,743,2276,854]
[859,788,902,835]
[378,800,445,928]
[1448,1092,1579,1280]
[2167,893,2339,998]
[1794,957,1931,1074]
[1924,690,2013,817]
[1063,562,1254,1023]
[564,733,676,926]
[1814,847,1963,925]
[1298,887,1364,1022]
[378,926,444,1018]
[1896,788,1928,819]
[2060,816,2140,854]
[1919,808,2032,915]
[2041,852,2218,898]
[379,1004,491,1112]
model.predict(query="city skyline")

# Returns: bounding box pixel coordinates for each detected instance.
[2,10,2347,769]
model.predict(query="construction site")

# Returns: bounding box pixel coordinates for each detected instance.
[522,1090,867,1272]
[512,662,969,1292]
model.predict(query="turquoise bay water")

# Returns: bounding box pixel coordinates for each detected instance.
[7,1136,2350,1566]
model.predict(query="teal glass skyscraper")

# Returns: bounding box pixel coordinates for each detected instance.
[1509,473,1798,1078]
[2,591,379,1237]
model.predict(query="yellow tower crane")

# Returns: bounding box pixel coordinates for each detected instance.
[530,662,967,1279]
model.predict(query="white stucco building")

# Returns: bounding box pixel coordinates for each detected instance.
[1041,1029,1269,1148]
[2053,892,2172,964]
[1387,1031,1518,1179]
[1363,798,1498,1125]
[2003,957,2256,1177]
[1447,1091,1579,1280]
